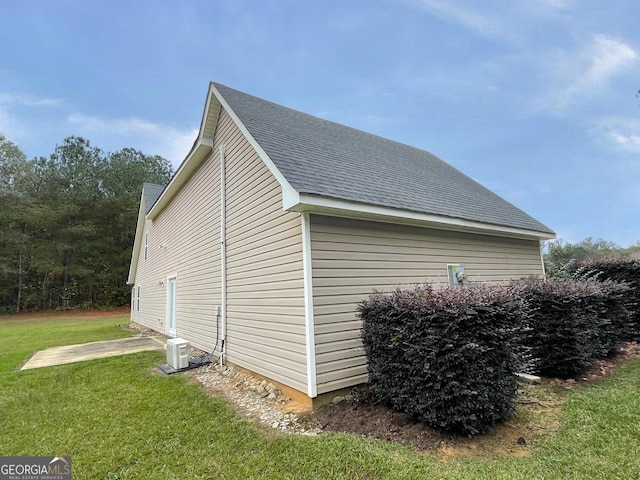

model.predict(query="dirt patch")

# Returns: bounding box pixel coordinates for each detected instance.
[315,388,558,458]
[316,342,640,457]
[316,400,453,451]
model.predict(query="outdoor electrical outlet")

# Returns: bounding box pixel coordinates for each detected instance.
[215,306,221,316]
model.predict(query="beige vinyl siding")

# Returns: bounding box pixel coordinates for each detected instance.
[223,110,307,393]
[129,142,223,351]
[130,218,153,325]
[310,215,544,394]
[130,112,240,351]
[131,106,307,392]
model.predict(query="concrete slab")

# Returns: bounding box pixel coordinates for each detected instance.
[20,336,165,370]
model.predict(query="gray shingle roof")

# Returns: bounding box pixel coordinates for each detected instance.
[214,83,554,235]
[143,183,165,214]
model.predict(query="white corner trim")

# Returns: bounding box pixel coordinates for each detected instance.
[539,240,547,278]
[300,212,317,398]
[289,194,556,241]
[209,84,300,210]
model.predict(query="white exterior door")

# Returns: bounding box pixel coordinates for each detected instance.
[166,276,177,337]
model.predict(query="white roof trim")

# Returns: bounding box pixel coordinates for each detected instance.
[146,84,300,222]
[147,137,213,220]
[209,83,300,209]
[127,191,147,284]
[198,89,216,139]
[287,194,556,240]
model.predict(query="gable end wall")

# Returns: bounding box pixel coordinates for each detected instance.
[131,109,307,393]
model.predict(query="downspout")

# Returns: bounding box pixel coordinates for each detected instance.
[540,240,547,280]
[220,144,227,366]
[301,212,318,398]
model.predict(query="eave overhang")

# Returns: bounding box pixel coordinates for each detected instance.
[147,137,214,220]
[285,193,556,241]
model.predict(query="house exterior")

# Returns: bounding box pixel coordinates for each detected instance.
[128,82,555,406]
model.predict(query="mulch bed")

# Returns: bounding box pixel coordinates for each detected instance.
[316,398,453,450]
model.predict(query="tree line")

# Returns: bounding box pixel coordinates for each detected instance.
[0,133,173,312]
[2,130,637,313]
[545,237,640,267]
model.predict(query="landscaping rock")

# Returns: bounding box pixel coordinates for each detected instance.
[191,362,320,435]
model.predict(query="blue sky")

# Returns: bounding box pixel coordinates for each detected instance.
[1,0,638,246]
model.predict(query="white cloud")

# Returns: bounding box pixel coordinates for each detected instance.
[581,36,638,87]
[407,0,501,37]
[67,114,198,167]
[530,0,573,10]
[609,130,640,152]
[0,105,21,141]
[548,35,639,111]
[0,92,63,143]
[0,91,197,166]
[0,92,63,107]
[596,117,640,153]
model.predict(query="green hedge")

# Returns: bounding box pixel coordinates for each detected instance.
[359,277,634,434]
[359,283,526,437]
[575,258,640,340]
[519,278,632,378]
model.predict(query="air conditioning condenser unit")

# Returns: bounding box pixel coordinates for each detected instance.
[166,338,190,370]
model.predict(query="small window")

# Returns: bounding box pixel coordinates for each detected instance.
[131,288,136,312]
[136,286,141,312]
[447,265,466,286]
[144,233,148,261]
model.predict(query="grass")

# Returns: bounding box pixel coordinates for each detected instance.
[0,313,133,372]
[1,314,639,479]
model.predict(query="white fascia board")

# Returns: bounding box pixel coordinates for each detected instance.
[127,192,147,285]
[199,86,216,139]
[147,138,214,220]
[289,194,556,241]
[209,84,300,209]
[147,84,220,221]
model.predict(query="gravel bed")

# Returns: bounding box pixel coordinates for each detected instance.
[126,322,163,337]
[128,322,320,434]
[192,363,321,435]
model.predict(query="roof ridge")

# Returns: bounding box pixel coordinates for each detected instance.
[213,82,443,158]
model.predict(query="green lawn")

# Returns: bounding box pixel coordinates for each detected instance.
[1,315,639,479]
